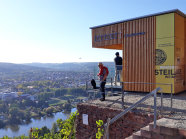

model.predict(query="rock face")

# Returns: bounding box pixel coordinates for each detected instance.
[76,103,155,139]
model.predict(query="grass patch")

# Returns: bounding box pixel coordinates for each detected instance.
[64,94,73,97]
[31,112,39,118]
[48,98,66,106]
[76,96,86,99]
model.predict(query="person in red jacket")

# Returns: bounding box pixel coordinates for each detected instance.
[97,62,109,101]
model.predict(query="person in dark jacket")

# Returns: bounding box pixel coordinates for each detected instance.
[114,52,122,85]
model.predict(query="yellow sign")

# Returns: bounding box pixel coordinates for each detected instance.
[156,13,174,93]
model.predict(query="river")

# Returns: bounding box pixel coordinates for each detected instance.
[0,108,77,138]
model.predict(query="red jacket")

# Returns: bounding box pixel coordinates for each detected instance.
[97,66,109,81]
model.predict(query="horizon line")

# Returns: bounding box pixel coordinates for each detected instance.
[0,61,114,64]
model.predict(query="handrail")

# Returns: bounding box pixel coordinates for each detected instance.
[120,81,173,111]
[86,79,172,111]
[104,87,162,139]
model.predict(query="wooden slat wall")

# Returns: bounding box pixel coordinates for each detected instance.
[174,13,185,93]
[92,16,156,92]
[122,17,156,92]
[92,24,122,50]
[185,17,186,90]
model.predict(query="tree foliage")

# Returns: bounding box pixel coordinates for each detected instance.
[51,122,58,134]
[30,111,78,139]
[0,111,78,139]
[96,120,104,139]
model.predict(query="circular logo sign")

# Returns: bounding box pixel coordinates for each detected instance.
[155,49,167,65]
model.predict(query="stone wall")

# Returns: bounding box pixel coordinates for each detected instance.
[76,103,155,139]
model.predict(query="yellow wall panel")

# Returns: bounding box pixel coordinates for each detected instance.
[156,13,174,39]
[156,13,175,93]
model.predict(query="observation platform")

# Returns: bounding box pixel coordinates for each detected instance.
[86,91,186,120]
[76,89,186,138]
[86,79,186,119]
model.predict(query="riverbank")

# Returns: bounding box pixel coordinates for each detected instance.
[0,108,77,138]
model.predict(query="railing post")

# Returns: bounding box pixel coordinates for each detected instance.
[121,82,124,109]
[160,91,163,114]
[171,84,173,111]
[103,118,110,139]
[154,91,157,129]
[111,78,113,93]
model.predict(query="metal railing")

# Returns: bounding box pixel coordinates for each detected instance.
[86,79,174,139]
[86,79,173,111]
[103,87,162,139]
[119,81,173,111]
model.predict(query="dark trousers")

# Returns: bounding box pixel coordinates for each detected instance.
[100,81,106,92]
[100,81,106,99]
[91,79,106,98]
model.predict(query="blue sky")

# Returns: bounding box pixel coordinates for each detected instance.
[0,0,186,63]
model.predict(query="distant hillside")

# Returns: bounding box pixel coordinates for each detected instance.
[0,62,116,76]
[24,62,115,72]
[0,62,116,79]
[0,62,46,73]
